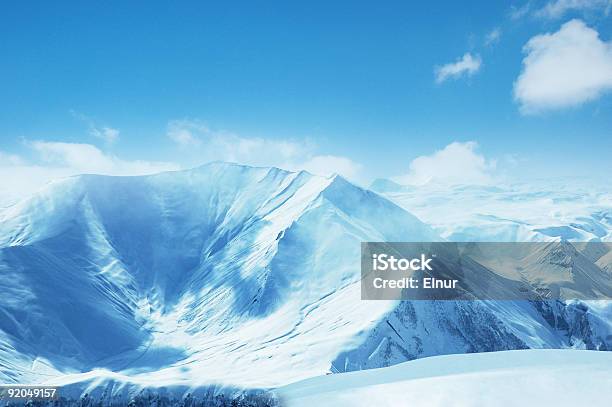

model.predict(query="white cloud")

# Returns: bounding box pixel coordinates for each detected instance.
[165,119,364,183]
[90,126,120,144]
[0,142,179,206]
[299,155,363,180]
[167,120,205,147]
[167,119,306,163]
[0,150,27,204]
[513,19,612,113]
[393,141,496,186]
[0,165,70,207]
[30,141,179,175]
[212,133,307,166]
[31,141,113,171]
[485,28,502,46]
[535,0,611,19]
[167,119,310,166]
[70,110,120,144]
[510,2,532,20]
[435,53,482,84]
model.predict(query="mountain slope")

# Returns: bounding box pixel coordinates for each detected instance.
[0,163,438,387]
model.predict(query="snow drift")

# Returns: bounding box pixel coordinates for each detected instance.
[278,349,612,407]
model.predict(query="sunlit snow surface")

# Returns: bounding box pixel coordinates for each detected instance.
[277,349,612,407]
[0,164,611,402]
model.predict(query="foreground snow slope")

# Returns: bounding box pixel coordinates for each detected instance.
[277,349,612,407]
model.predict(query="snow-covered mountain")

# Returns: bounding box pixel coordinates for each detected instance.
[0,162,438,388]
[0,163,610,399]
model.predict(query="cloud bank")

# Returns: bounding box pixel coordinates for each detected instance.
[166,119,364,182]
[393,141,496,186]
[0,143,179,206]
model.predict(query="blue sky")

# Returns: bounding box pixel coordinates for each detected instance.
[0,1,611,199]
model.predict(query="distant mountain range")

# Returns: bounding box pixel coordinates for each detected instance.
[370,177,612,242]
